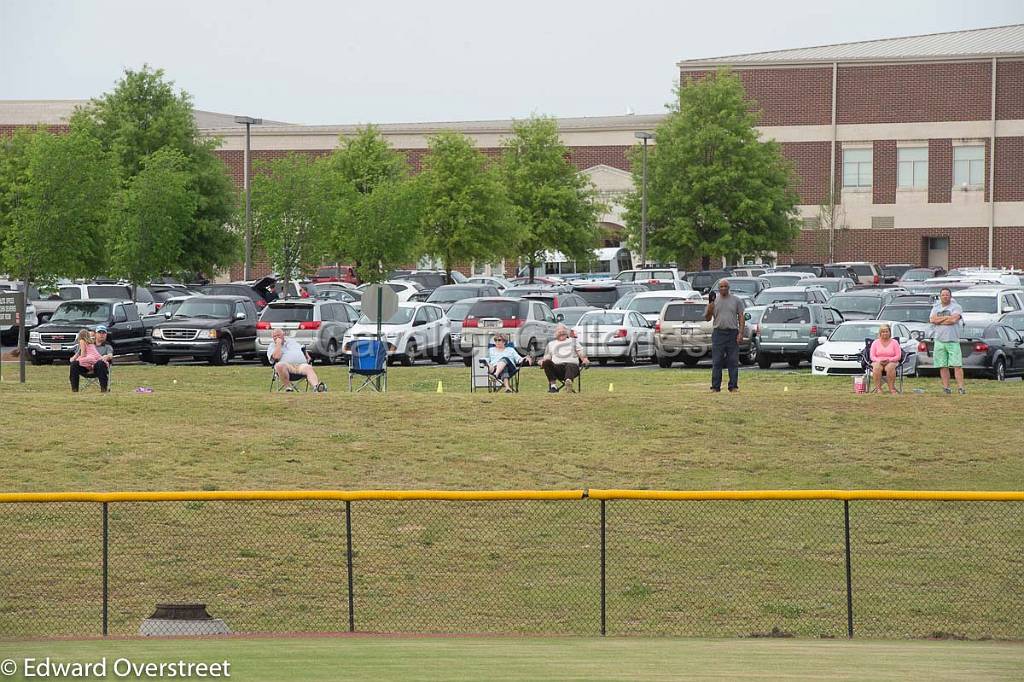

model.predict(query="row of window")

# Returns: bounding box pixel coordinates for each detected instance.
[842,145,985,191]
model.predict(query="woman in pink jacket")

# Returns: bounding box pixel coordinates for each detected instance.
[869,324,901,394]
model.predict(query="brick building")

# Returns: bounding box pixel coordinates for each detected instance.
[2,24,1022,274]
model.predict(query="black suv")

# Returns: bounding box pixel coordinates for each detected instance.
[150,296,258,365]
[26,299,149,364]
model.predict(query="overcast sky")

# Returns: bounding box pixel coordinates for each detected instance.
[2,0,1021,125]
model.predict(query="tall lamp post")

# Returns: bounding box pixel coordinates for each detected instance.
[634,131,654,267]
[235,115,263,280]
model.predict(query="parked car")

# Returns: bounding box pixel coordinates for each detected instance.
[343,302,452,366]
[356,280,424,303]
[312,285,363,306]
[619,290,705,324]
[572,309,655,365]
[1000,311,1024,336]
[256,299,359,365]
[615,268,691,292]
[684,269,731,295]
[58,282,156,317]
[822,265,858,279]
[950,286,1024,325]
[811,321,920,376]
[520,291,588,309]
[200,282,270,311]
[312,264,359,285]
[653,300,757,368]
[744,305,768,343]
[756,302,844,368]
[753,286,829,306]
[730,266,769,277]
[904,281,976,297]
[391,270,468,291]
[571,281,648,309]
[426,284,501,312]
[465,276,512,291]
[150,295,258,365]
[830,262,882,286]
[27,299,148,364]
[761,271,816,288]
[827,289,903,320]
[798,277,855,298]
[881,264,915,284]
[554,306,600,327]
[458,297,557,363]
[876,302,934,338]
[786,263,829,278]
[712,276,770,299]
[916,323,1024,380]
[897,267,945,283]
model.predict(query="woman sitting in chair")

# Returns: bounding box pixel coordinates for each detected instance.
[486,333,530,393]
[869,324,901,395]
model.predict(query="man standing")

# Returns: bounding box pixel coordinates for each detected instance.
[704,279,745,393]
[929,287,965,395]
[268,328,326,392]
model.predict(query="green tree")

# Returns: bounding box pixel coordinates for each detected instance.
[70,65,239,277]
[500,115,602,282]
[417,131,518,280]
[623,70,800,270]
[251,154,333,297]
[108,148,198,297]
[0,128,37,270]
[2,129,119,281]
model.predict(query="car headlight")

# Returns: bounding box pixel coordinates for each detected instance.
[812,346,827,358]
[29,332,40,343]
[152,328,163,338]
[205,329,218,339]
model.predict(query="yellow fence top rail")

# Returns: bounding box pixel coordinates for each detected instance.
[0,489,1022,503]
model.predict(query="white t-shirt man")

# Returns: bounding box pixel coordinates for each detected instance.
[268,336,308,366]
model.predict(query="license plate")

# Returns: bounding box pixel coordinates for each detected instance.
[481,320,500,328]
[49,344,61,351]
[776,331,798,339]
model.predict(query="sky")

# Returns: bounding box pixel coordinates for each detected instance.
[1,0,1022,125]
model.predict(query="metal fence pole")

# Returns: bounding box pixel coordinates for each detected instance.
[102,502,109,637]
[600,499,607,636]
[843,500,854,638]
[345,501,355,632]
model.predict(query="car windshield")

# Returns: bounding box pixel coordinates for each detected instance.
[578,312,624,325]
[754,290,805,305]
[900,270,934,282]
[86,285,131,299]
[557,309,592,326]
[764,307,811,324]
[446,301,474,322]
[879,306,931,323]
[954,296,998,314]
[831,296,882,314]
[846,265,874,276]
[689,273,721,290]
[174,299,234,318]
[427,287,480,303]
[830,325,886,342]
[50,302,111,323]
[762,274,804,287]
[159,299,188,317]
[809,280,842,293]
[663,305,705,322]
[261,304,314,322]
[629,297,680,314]
[720,280,759,295]
[573,287,620,308]
[357,307,416,325]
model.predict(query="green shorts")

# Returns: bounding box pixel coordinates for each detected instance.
[933,340,963,368]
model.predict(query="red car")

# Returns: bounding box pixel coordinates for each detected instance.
[312,265,359,285]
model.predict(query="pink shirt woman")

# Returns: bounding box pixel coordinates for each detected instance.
[75,330,103,370]
[869,324,901,394]
[870,336,901,363]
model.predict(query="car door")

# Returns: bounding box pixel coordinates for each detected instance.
[538,302,557,347]
[1000,326,1024,373]
[233,301,257,351]
[109,303,141,355]
[631,312,653,355]
[410,306,431,352]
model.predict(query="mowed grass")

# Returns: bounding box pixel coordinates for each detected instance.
[1,637,1022,681]
[0,363,1022,640]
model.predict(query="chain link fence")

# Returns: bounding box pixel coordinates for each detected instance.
[0,492,1021,639]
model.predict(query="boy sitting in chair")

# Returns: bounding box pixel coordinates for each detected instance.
[268,328,326,392]
[484,333,531,392]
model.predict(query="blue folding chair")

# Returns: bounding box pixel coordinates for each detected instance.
[472,341,525,393]
[349,338,388,392]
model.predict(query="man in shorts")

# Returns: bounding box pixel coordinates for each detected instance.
[929,287,965,395]
[268,328,326,392]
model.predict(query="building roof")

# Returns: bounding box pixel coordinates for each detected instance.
[0,100,293,128]
[678,23,1024,67]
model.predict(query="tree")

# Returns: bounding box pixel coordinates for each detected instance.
[812,190,848,263]
[108,148,198,296]
[322,126,421,281]
[623,70,800,270]
[2,129,119,281]
[500,116,602,282]
[251,154,333,297]
[70,66,239,277]
[417,131,518,281]
[0,128,37,271]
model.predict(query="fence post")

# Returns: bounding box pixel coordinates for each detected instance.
[843,500,854,638]
[600,499,606,636]
[102,502,109,637]
[345,501,355,632]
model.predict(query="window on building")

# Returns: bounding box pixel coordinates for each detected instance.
[842,148,872,188]
[953,145,985,188]
[897,147,928,189]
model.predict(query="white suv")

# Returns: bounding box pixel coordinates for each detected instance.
[831,262,882,286]
[342,302,451,365]
[953,286,1024,325]
[58,282,157,316]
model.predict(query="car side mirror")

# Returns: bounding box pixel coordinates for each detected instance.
[164,311,172,319]
[555,313,564,322]
[817,336,828,345]
[413,319,426,327]
[235,312,246,320]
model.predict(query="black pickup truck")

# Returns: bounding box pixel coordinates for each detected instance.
[149,295,258,365]
[26,299,149,364]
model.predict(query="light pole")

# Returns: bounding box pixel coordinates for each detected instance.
[634,131,654,267]
[235,115,263,280]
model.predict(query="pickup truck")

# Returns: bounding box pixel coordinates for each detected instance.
[26,299,149,364]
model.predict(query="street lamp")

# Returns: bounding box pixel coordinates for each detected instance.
[235,115,263,280]
[634,131,654,267]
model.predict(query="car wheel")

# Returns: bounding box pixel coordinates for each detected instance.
[211,338,232,366]
[527,339,540,361]
[29,354,44,366]
[598,358,609,366]
[757,354,773,370]
[433,338,451,365]
[624,344,638,366]
[994,357,1006,381]
[324,340,339,365]
[153,356,170,366]
[788,357,802,369]
[740,343,758,366]
[657,355,673,369]
[681,355,699,367]
[401,341,416,366]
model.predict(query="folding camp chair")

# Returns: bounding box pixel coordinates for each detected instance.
[859,337,908,394]
[270,363,311,392]
[349,338,388,392]
[80,359,112,392]
[555,363,585,393]
[473,341,525,393]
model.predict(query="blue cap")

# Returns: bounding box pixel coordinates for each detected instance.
[95,325,108,333]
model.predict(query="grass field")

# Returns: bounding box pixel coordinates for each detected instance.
[0,637,1022,681]
[1,363,1022,641]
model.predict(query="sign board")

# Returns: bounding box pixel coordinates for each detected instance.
[0,291,24,326]
[360,284,399,324]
